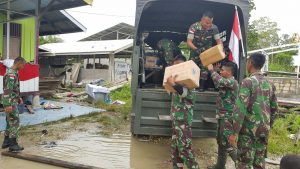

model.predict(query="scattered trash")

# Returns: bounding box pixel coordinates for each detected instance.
[43,102,63,110]
[288,134,296,140]
[86,84,111,103]
[40,141,57,148]
[41,129,48,137]
[112,100,126,105]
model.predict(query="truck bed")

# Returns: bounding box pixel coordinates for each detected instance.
[131,88,218,137]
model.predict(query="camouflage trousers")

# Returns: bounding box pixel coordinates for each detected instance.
[171,111,200,169]
[5,104,20,139]
[236,134,267,169]
[217,118,234,148]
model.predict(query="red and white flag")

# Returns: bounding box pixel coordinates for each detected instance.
[228,6,242,67]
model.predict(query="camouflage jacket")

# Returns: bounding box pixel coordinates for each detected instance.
[157,39,181,65]
[171,87,195,123]
[187,22,220,58]
[211,71,238,118]
[1,68,20,107]
[233,72,278,138]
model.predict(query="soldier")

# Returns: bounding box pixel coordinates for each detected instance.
[187,11,223,92]
[228,53,278,169]
[207,62,238,169]
[1,57,26,152]
[166,55,200,169]
[157,38,182,66]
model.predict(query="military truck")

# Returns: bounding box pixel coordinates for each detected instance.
[131,0,250,137]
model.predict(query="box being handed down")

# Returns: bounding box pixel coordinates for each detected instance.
[200,44,225,66]
[163,60,200,93]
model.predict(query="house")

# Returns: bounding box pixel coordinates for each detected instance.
[39,22,134,83]
[0,0,92,104]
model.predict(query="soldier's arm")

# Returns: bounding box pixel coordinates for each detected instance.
[270,84,278,127]
[212,25,223,45]
[187,24,198,50]
[210,71,234,89]
[2,74,15,107]
[173,84,189,98]
[233,79,252,134]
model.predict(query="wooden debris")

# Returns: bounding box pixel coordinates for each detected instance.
[1,151,103,169]
[26,105,35,114]
[265,158,280,165]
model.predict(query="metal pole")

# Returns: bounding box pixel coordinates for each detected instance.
[35,0,41,64]
[6,0,10,59]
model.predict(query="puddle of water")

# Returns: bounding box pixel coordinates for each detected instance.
[1,132,236,169]
[28,133,132,169]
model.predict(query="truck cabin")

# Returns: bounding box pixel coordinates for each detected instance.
[135,0,249,89]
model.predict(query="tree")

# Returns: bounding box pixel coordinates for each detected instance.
[247,0,259,51]
[251,17,281,49]
[39,35,63,45]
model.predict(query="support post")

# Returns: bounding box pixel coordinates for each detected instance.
[35,0,41,64]
[93,54,96,69]
[109,54,115,82]
[6,0,10,59]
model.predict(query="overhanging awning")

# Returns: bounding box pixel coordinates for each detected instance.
[0,0,92,20]
[40,10,86,36]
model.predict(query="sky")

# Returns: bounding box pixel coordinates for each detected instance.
[60,0,300,42]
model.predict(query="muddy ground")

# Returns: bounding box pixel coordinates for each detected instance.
[0,111,280,169]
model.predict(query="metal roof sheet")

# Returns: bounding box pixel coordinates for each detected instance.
[39,39,133,56]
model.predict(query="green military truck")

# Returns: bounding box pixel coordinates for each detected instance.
[131,0,250,137]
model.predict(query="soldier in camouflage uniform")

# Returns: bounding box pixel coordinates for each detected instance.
[166,55,200,169]
[157,38,182,66]
[207,62,238,169]
[228,53,278,169]
[187,11,223,91]
[1,57,26,152]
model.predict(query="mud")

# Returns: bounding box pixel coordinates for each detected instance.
[0,118,280,169]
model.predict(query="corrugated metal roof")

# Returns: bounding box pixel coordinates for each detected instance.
[40,10,86,36]
[0,0,90,35]
[80,22,134,41]
[39,39,133,56]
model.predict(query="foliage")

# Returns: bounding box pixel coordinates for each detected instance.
[247,24,260,50]
[268,52,295,72]
[268,113,300,155]
[39,35,63,45]
[251,17,281,49]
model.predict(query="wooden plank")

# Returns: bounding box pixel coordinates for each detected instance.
[26,105,35,114]
[1,152,103,169]
[265,158,280,165]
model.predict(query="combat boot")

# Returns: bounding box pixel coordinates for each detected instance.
[208,146,227,169]
[9,138,24,152]
[1,135,10,149]
[227,147,238,162]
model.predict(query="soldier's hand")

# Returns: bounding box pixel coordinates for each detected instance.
[207,64,214,71]
[4,106,13,113]
[167,75,177,86]
[228,134,237,146]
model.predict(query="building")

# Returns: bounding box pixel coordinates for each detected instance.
[39,22,134,83]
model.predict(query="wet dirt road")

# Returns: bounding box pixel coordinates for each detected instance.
[0,133,279,169]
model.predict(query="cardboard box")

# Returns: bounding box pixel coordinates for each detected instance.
[200,44,225,66]
[163,60,200,92]
[145,56,159,68]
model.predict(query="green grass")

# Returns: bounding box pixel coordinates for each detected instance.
[96,84,132,120]
[268,113,300,155]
